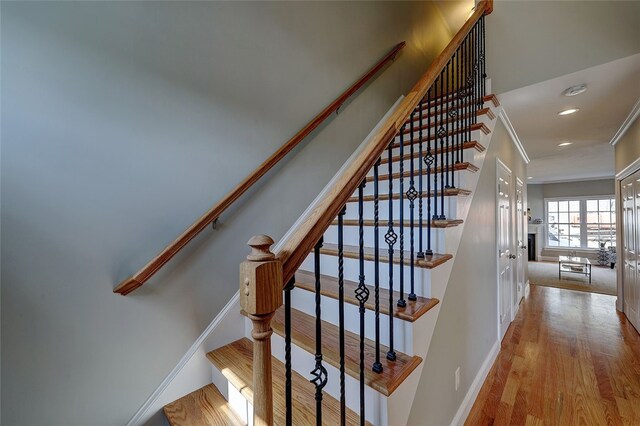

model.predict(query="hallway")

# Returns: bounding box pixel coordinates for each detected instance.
[466,285,640,425]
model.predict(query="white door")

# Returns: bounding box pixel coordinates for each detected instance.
[515,178,525,315]
[497,160,513,339]
[623,171,640,331]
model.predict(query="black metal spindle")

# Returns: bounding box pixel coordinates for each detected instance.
[385,141,397,362]
[425,86,433,256]
[337,206,346,426]
[433,75,439,221]
[450,56,456,189]
[356,181,369,426]
[465,33,471,164]
[482,16,487,104]
[408,109,418,301]
[398,124,406,308]
[457,44,462,164]
[284,276,295,426]
[311,238,327,426]
[439,70,446,220]
[372,161,382,374]
[417,96,425,260]
[445,61,450,191]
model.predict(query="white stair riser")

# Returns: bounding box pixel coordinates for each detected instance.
[300,254,433,298]
[324,225,448,255]
[290,288,414,355]
[269,332,387,426]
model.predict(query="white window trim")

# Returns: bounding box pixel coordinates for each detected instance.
[544,195,615,250]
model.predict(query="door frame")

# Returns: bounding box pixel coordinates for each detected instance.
[616,157,640,314]
[514,177,525,318]
[496,158,514,340]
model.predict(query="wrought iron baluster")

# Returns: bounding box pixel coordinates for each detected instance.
[432,76,439,221]
[408,110,418,301]
[372,161,382,374]
[311,238,327,426]
[438,71,446,220]
[284,276,295,426]
[337,206,347,426]
[417,97,425,260]
[424,87,434,256]
[385,141,397,362]
[445,61,450,191]
[357,181,369,426]
[481,16,487,105]
[398,124,406,308]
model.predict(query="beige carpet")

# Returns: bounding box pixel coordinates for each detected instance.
[528,260,617,296]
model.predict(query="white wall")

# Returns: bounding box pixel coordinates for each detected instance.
[0,2,458,425]
[407,119,528,425]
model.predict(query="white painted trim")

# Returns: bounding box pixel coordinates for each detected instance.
[498,109,530,164]
[126,292,240,426]
[525,279,531,297]
[528,175,616,185]
[610,96,640,147]
[616,156,640,180]
[449,340,500,426]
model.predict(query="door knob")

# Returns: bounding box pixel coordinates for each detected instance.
[509,254,517,259]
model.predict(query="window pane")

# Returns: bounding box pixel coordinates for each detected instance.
[570,200,580,211]
[559,201,569,212]
[587,212,598,223]
[548,213,557,224]
[570,212,581,223]
[549,202,558,212]
[559,213,569,223]
[587,200,598,210]
[599,199,609,210]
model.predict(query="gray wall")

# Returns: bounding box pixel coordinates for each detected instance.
[407,119,528,425]
[527,183,543,222]
[615,115,640,175]
[0,2,457,425]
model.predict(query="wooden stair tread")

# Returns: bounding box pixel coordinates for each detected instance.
[163,384,245,426]
[294,269,439,322]
[401,108,494,136]
[391,122,490,149]
[334,218,463,229]
[207,338,367,426]
[379,141,485,166]
[271,307,423,396]
[346,187,471,203]
[418,93,499,111]
[320,243,452,269]
[367,161,478,183]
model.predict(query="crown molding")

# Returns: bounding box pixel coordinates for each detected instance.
[498,108,530,164]
[610,96,640,147]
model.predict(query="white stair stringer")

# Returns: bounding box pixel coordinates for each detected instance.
[383,105,501,426]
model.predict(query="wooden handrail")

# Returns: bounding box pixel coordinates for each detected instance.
[114,42,406,295]
[275,0,493,284]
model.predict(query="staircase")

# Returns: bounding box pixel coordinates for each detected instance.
[160,3,496,425]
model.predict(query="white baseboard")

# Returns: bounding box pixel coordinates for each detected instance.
[449,340,500,426]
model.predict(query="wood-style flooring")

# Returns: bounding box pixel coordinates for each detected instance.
[466,285,640,425]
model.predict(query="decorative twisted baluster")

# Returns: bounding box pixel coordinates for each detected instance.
[417,97,425,262]
[385,140,397,362]
[424,87,434,256]
[438,71,447,220]
[398,124,406,308]
[408,110,418,301]
[337,206,346,426]
[372,161,383,374]
[356,181,370,426]
[310,238,327,426]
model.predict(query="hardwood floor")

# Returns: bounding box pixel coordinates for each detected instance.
[466,284,640,425]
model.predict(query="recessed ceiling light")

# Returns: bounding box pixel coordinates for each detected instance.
[563,84,587,97]
[558,142,573,147]
[558,108,580,116]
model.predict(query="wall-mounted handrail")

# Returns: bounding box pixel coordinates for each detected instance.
[274,1,493,285]
[114,41,406,295]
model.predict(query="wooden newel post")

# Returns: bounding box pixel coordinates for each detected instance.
[240,235,283,426]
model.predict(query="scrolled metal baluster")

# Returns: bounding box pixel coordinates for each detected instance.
[310,238,328,426]
[424,86,434,257]
[417,96,425,260]
[444,60,450,191]
[337,206,347,426]
[385,140,397,362]
[284,276,295,426]
[398,124,406,308]
[438,70,446,220]
[356,180,369,426]
[481,16,487,105]
[433,76,439,221]
[407,110,418,301]
[372,160,383,374]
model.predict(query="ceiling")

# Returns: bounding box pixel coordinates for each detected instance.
[486,0,640,94]
[499,53,640,184]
